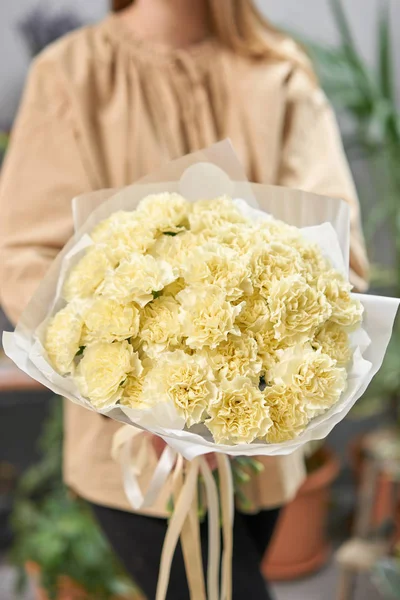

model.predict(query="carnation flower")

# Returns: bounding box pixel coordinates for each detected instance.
[249,242,303,297]
[136,193,191,233]
[182,244,252,300]
[139,296,181,356]
[268,275,332,341]
[255,219,303,245]
[202,333,262,381]
[90,211,145,243]
[264,384,308,443]
[119,375,145,408]
[295,241,330,281]
[188,196,248,233]
[177,285,243,349]
[312,321,352,367]
[45,303,83,374]
[235,293,270,333]
[75,341,141,408]
[317,271,364,329]
[98,253,176,307]
[151,231,201,272]
[271,344,347,418]
[141,350,217,426]
[63,246,112,302]
[101,221,156,264]
[81,298,140,344]
[251,325,289,374]
[205,223,256,256]
[206,377,272,444]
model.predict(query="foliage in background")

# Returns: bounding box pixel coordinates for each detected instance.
[299,0,400,421]
[373,554,400,599]
[10,400,139,600]
[17,5,83,58]
[0,131,9,167]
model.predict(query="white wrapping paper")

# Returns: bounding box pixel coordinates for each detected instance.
[2,141,399,461]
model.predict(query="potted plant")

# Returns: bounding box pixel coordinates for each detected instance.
[10,400,143,600]
[298,0,400,538]
[261,444,340,581]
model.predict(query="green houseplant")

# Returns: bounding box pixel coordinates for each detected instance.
[301,0,400,419]
[296,0,400,549]
[10,400,141,600]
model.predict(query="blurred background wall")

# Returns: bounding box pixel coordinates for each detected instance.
[0,0,399,130]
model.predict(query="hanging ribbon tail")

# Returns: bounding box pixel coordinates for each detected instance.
[217,454,234,600]
[113,426,235,600]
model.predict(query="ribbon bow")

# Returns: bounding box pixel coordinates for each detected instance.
[112,426,234,600]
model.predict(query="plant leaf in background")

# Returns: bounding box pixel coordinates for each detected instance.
[296,0,400,421]
[10,402,140,599]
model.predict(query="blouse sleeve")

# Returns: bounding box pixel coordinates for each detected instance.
[0,55,92,324]
[277,68,369,292]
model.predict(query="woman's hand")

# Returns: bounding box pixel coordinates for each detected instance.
[151,435,218,471]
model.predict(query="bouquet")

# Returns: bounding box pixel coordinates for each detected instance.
[3,142,399,600]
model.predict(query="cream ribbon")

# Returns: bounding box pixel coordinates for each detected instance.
[112,426,234,600]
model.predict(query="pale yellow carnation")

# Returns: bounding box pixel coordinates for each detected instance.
[268,275,332,341]
[81,298,140,344]
[251,325,290,374]
[142,350,217,427]
[206,377,272,445]
[98,253,176,306]
[235,293,270,333]
[101,221,156,264]
[205,223,255,256]
[249,242,303,297]
[136,193,191,232]
[264,384,308,443]
[139,296,181,356]
[296,241,329,281]
[271,345,347,417]
[119,374,145,408]
[182,244,252,301]
[317,270,364,329]
[45,304,83,374]
[90,211,148,243]
[63,246,112,302]
[256,219,303,244]
[177,285,243,349]
[202,333,262,381]
[75,341,141,408]
[312,321,352,367]
[188,196,248,233]
[151,231,201,271]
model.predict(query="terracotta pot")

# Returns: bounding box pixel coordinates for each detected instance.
[25,562,143,600]
[261,447,340,581]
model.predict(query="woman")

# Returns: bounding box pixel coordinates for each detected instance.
[0,0,368,598]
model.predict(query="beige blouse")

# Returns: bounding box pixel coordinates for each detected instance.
[0,15,368,517]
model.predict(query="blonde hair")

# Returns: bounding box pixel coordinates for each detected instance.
[111,0,315,78]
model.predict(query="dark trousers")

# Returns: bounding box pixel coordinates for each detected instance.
[91,502,280,600]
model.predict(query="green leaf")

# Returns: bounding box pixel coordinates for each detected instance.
[163,231,178,236]
[378,2,395,105]
[329,0,376,102]
[75,346,85,357]
[152,290,162,299]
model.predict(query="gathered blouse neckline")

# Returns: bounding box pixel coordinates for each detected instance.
[102,13,219,65]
